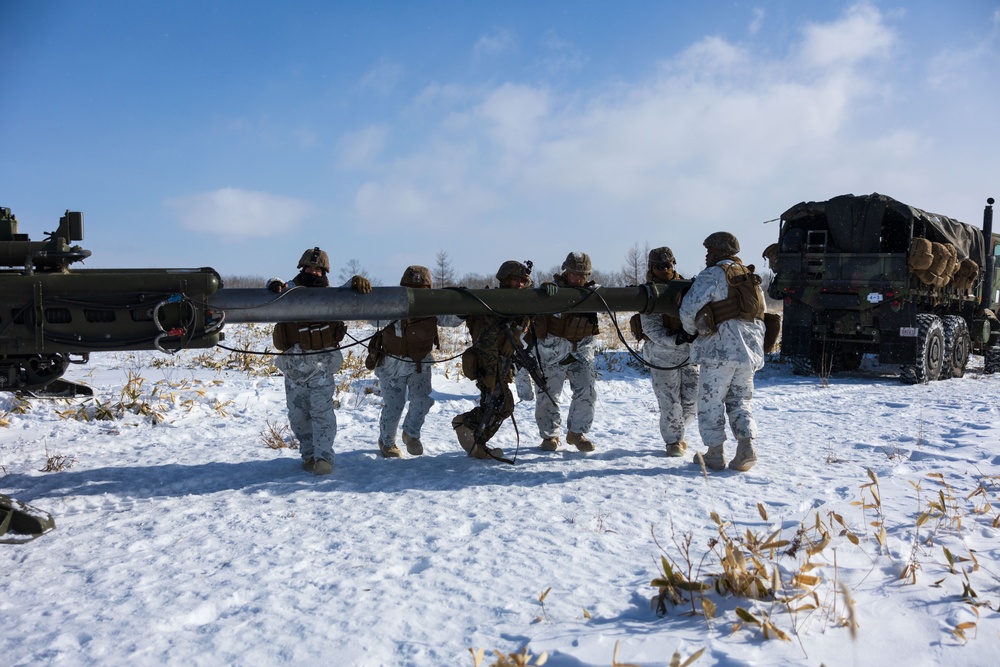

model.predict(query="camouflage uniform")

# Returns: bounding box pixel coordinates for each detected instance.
[369,265,463,457]
[640,247,698,455]
[679,233,765,471]
[452,260,533,460]
[268,248,371,473]
[534,252,599,451]
[275,342,343,466]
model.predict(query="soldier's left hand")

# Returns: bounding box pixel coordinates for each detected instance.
[351,275,372,294]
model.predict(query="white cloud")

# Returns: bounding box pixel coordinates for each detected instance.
[337,3,990,275]
[534,30,586,75]
[337,125,389,170]
[749,7,765,35]
[796,2,894,69]
[360,58,404,95]
[473,29,515,59]
[477,83,549,165]
[926,10,1000,91]
[166,188,314,238]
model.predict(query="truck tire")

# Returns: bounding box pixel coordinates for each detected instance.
[900,314,944,384]
[941,315,970,379]
[790,355,814,376]
[985,347,1000,375]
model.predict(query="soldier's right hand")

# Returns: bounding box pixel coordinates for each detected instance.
[542,282,558,297]
[267,280,287,294]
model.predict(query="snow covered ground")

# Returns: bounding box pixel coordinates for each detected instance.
[2,323,1000,666]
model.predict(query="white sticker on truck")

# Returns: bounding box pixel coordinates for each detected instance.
[899,327,919,337]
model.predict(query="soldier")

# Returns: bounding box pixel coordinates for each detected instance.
[452,260,532,460]
[533,252,600,452]
[367,265,449,458]
[679,232,766,472]
[267,247,372,475]
[639,247,699,457]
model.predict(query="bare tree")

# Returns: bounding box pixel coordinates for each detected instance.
[590,268,623,287]
[456,271,495,288]
[620,242,649,286]
[338,259,372,285]
[433,250,456,288]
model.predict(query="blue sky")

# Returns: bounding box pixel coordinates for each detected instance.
[2,1,998,283]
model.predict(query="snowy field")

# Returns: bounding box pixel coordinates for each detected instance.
[2,323,1000,667]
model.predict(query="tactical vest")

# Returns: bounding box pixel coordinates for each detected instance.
[272,321,347,352]
[696,260,765,333]
[462,315,529,383]
[537,275,600,347]
[380,317,439,362]
[630,272,685,341]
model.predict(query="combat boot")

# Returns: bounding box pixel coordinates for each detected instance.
[471,443,504,460]
[665,440,688,458]
[301,458,316,472]
[452,415,475,454]
[693,444,726,471]
[402,432,423,456]
[379,439,402,458]
[313,459,333,475]
[567,431,595,452]
[540,437,560,451]
[728,438,758,472]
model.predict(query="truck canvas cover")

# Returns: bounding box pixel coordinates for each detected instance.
[780,192,986,266]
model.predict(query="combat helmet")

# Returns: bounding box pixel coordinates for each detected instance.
[297,247,331,273]
[702,232,740,255]
[561,251,592,275]
[400,265,432,288]
[495,260,533,287]
[647,246,675,270]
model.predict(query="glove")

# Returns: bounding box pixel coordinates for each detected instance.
[351,275,372,294]
[674,329,698,345]
[267,280,287,294]
[543,282,558,297]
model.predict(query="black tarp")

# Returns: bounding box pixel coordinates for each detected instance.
[780,193,985,266]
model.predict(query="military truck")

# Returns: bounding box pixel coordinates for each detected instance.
[768,193,1000,383]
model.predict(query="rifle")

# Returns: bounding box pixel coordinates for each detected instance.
[500,321,558,406]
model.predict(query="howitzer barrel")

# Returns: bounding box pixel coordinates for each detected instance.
[207,282,691,324]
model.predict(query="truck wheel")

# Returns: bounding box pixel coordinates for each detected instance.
[941,315,970,379]
[790,355,814,376]
[985,347,1000,374]
[838,350,863,372]
[900,314,944,384]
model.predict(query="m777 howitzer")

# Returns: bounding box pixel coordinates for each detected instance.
[1,206,690,397]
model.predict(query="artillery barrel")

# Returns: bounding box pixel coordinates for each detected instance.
[207,282,690,324]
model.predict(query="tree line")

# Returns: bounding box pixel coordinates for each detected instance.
[223,243,656,289]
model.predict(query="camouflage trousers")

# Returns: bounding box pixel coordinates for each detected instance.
[375,362,434,445]
[695,362,757,448]
[455,379,515,445]
[514,366,535,401]
[276,347,343,463]
[651,364,699,445]
[535,356,596,439]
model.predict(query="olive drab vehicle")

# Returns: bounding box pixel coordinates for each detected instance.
[769,193,1000,383]
[0,207,225,397]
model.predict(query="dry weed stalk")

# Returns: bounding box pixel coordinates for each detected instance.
[261,420,297,449]
[469,645,548,667]
[535,587,552,623]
